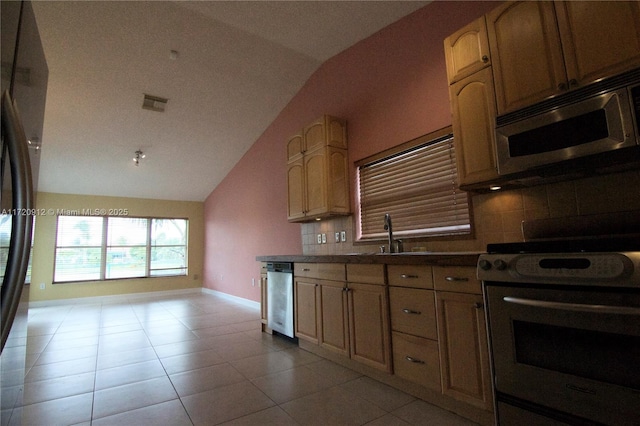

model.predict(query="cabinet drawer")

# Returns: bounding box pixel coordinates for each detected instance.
[433,266,481,294]
[389,287,437,339]
[346,264,385,285]
[392,331,441,391]
[387,265,433,288]
[295,263,345,281]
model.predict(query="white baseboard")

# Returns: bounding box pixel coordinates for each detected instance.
[28,287,202,308]
[201,288,260,310]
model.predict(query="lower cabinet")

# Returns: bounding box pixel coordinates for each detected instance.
[294,277,321,344]
[347,281,391,372]
[289,261,493,424]
[434,269,493,411]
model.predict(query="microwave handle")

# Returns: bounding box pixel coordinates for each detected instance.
[503,296,640,315]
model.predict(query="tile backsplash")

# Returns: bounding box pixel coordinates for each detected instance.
[301,169,640,254]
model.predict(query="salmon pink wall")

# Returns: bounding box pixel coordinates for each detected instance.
[203,1,497,301]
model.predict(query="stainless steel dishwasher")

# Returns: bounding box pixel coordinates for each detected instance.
[266,262,294,339]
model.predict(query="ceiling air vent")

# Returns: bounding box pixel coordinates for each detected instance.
[142,94,168,112]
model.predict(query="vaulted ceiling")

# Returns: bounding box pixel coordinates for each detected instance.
[32,1,429,201]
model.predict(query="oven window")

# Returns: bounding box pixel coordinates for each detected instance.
[513,321,640,390]
[508,109,608,157]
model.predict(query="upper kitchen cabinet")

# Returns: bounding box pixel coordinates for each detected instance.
[449,67,499,187]
[487,1,640,115]
[445,17,499,187]
[287,115,350,222]
[444,16,491,84]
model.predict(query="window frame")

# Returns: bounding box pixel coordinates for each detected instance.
[354,126,473,244]
[53,215,188,283]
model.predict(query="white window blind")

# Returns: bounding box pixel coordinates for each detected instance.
[357,132,470,240]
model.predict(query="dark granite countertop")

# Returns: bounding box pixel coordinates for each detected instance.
[256,252,483,267]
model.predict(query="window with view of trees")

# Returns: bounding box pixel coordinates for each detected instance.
[356,127,471,241]
[54,216,188,283]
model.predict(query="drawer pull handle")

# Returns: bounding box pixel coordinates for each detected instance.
[303,268,311,272]
[400,274,419,279]
[445,276,469,282]
[405,356,425,364]
[402,308,421,315]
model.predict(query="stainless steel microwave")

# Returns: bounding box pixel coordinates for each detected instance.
[495,82,640,176]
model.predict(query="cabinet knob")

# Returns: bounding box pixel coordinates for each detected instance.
[481,55,489,63]
[569,78,578,87]
[405,355,425,364]
[558,82,568,91]
[402,308,422,315]
[474,302,484,309]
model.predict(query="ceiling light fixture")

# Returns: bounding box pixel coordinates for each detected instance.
[133,150,146,166]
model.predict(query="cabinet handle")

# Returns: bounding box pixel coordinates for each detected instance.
[558,82,568,91]
[445,276,469,282]
[474,302,484,309]
[402,308,421,315]
[481,55,489,63]
[400,274,419,279]
[405,355,425,364]
[569,78,578,87]
[303,268,311,271]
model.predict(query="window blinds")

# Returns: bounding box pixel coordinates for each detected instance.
[357,134,470,240]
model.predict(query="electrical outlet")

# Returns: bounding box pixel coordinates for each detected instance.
[321,233,327,244]
[341,231,346,242]
[252,278,255,287]
[317,234,322,244]
[39,283,45,290]
[335,232,340,243]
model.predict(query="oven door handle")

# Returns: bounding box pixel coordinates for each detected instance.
[503,297,640,315]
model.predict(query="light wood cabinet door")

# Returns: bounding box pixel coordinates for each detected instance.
[327,147,350,215]
[444,16,491,84]
[294,278,320,344]
[449,67,499,187]
[487,1,567,114]
[287,158,305,221]
[555,0,640,87]
[347,282,392,373]
[319,280,349,356]
[436,291,493,411]
[304,148,328,217]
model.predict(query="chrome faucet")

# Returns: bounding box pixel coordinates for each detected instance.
[383,213,394,253]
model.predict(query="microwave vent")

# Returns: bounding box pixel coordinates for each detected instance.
[142,94,168,112]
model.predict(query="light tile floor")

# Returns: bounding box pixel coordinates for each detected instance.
[4,291,479,425]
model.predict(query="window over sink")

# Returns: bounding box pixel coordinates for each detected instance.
[356,126,471,242]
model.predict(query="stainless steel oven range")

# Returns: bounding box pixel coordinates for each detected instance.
[478,217,640,426]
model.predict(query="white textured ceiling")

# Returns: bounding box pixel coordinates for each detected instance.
[31,1,428,202]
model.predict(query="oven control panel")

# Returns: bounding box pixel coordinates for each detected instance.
[478,252,640,287]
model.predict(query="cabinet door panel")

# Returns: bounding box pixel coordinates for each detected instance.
[348,283,392,372]
[328,148,349,213]
[444,16,491,84]
[287,160,305,220]
[319,280,349,356]
[295,279,319,343]
[436,292,492,410]
[487,1,566,114]
[304,149,327,217]
[450,67,498,187]
[556,0,640,86]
